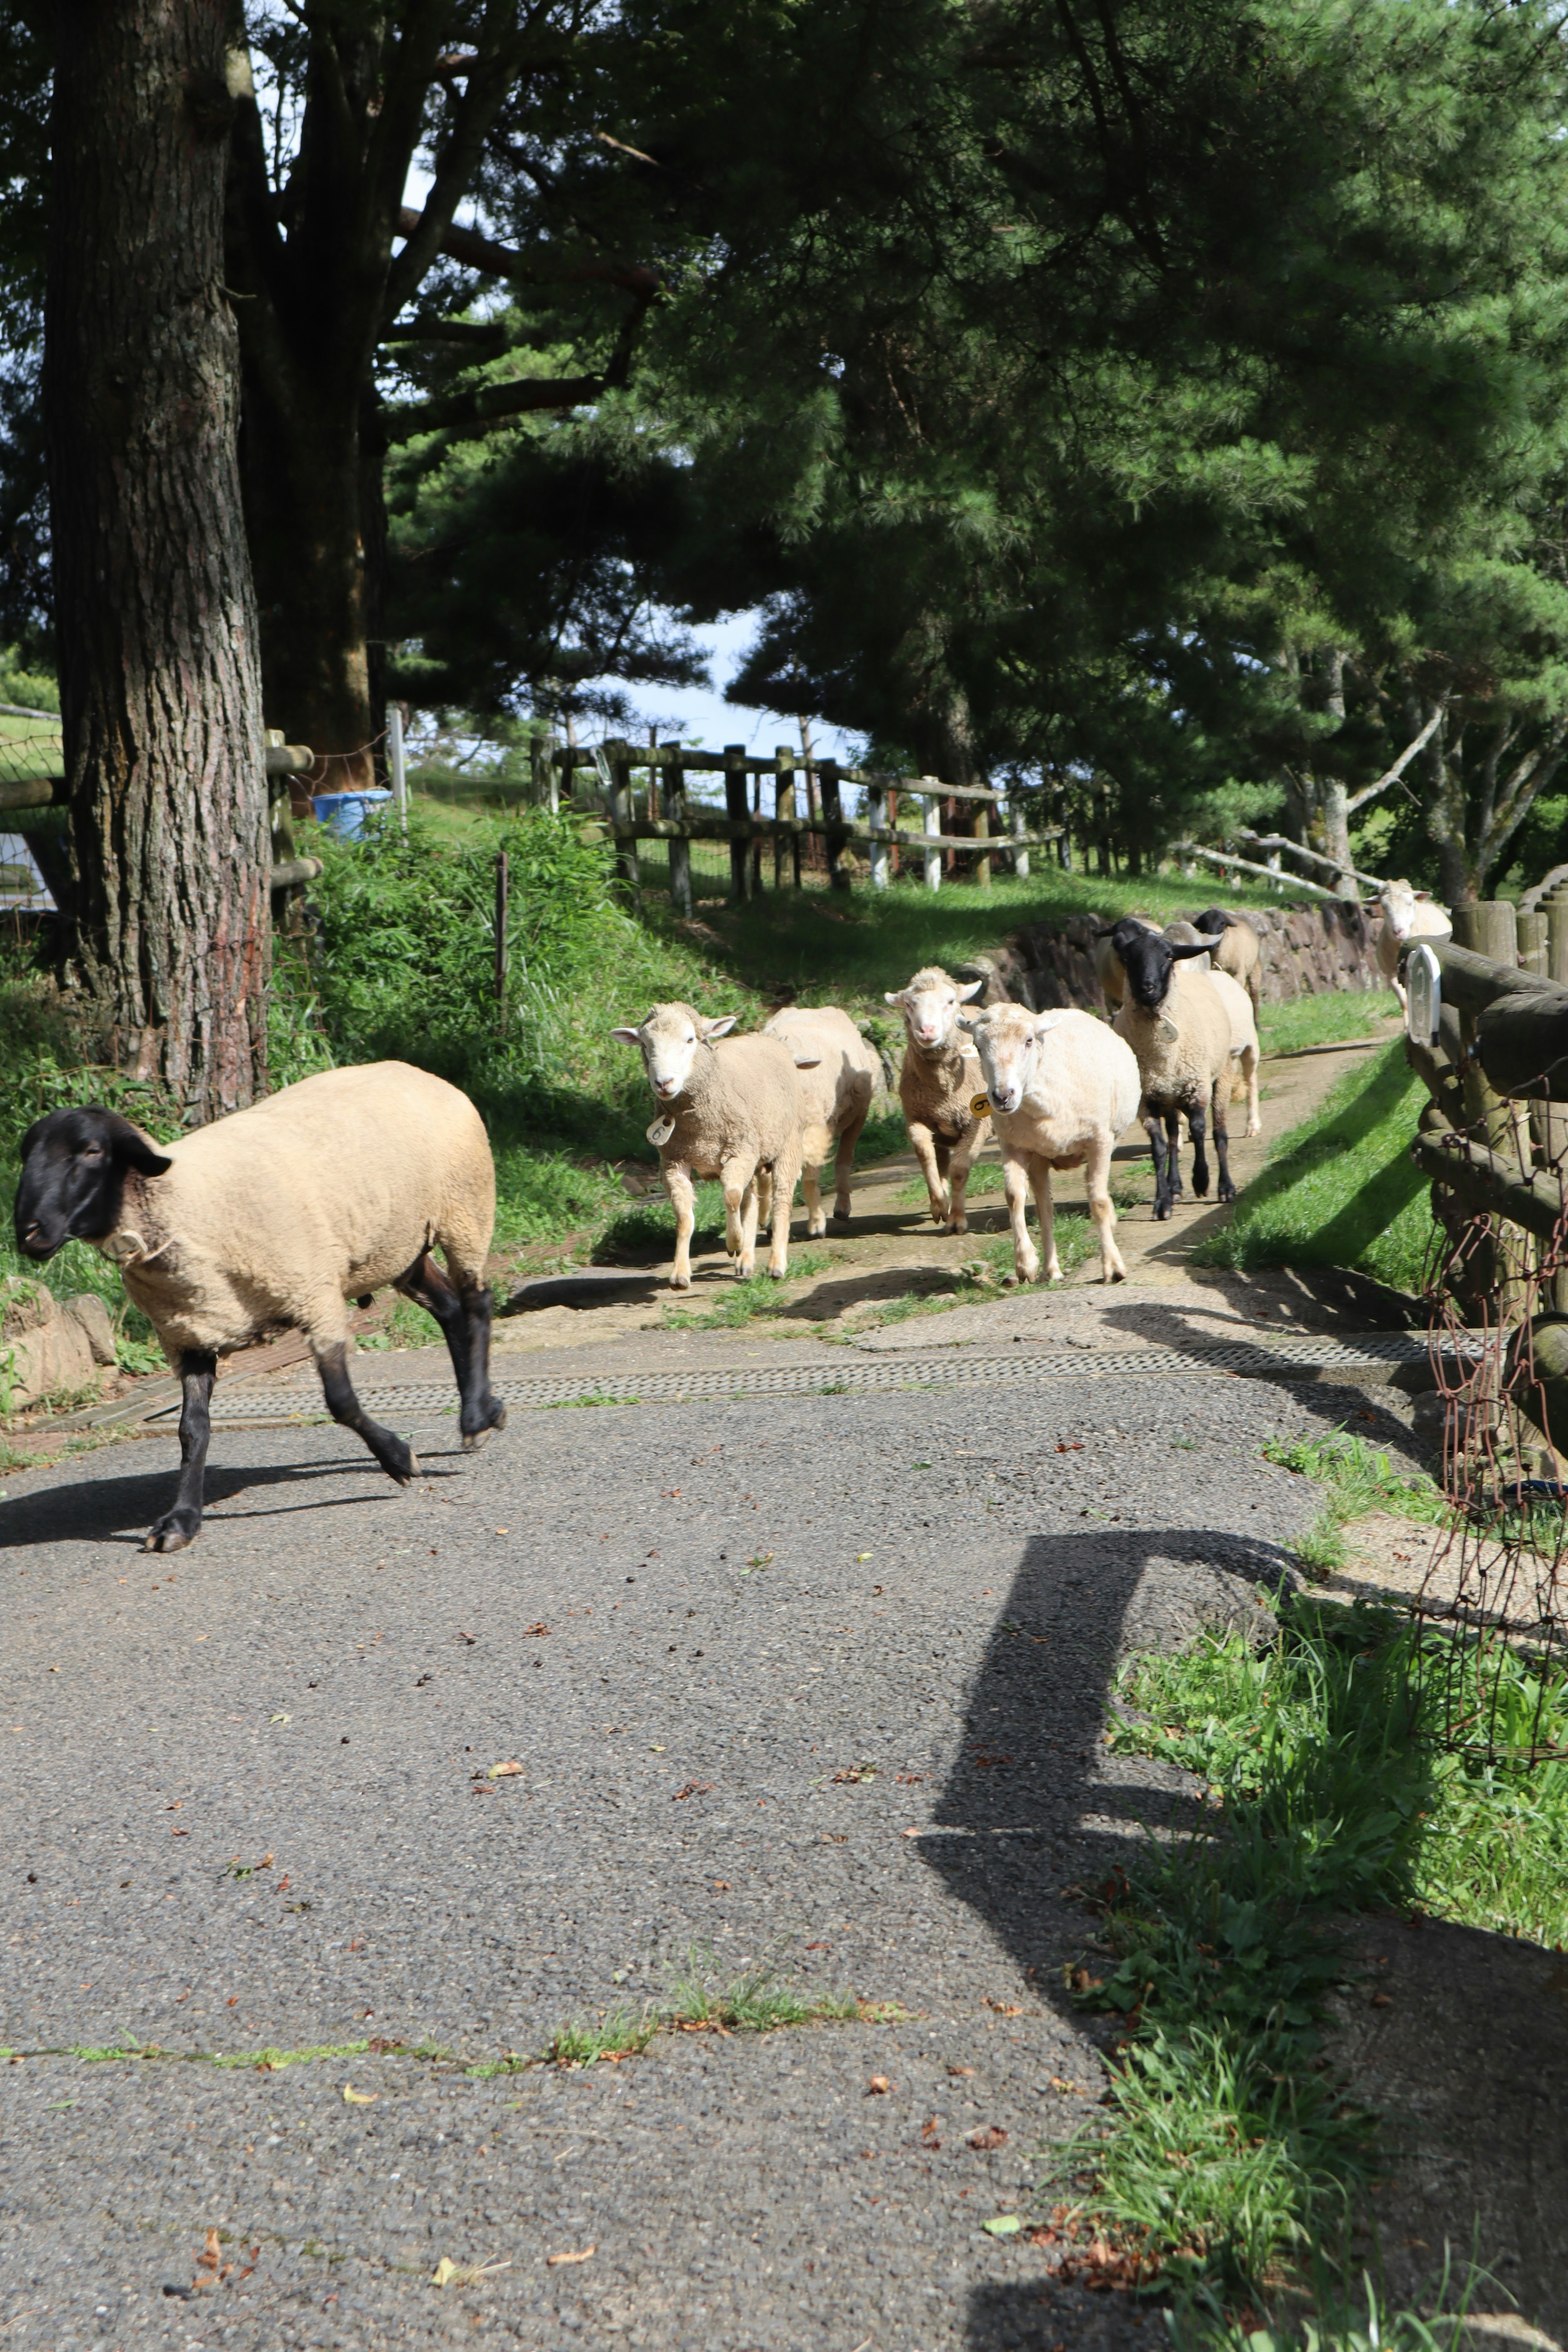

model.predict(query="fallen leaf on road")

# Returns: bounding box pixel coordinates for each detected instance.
[487,1761,524,1779]
[269,1713,290,1726]
[197,2230,223,2272]
[672,1781,713,1800]
[865,2076,891,2095]
[948,2065,975,2078]
[522,1624,550,1638]
[431,2256,511,2289]
[1371,1991,1392,2007]
[984,1999,1023,2017]
[921,2118,941,2147]
[494,1528,509,1535]
[342,2084,377,2105]
[982,2215,1022,2237]
[546,2246,596,2267]
[967,2125,1008,2151]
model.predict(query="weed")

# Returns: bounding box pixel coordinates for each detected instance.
[540,1392,640,1409]
[1262,1427,1448,1575]
[661,1249,831,1330]
[664,1945,858,2034]
[543,2009,658,2068]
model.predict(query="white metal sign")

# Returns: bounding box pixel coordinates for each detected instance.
[1406,942,1441,1048]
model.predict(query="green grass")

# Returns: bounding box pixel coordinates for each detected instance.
[1195,1043,1434,1296]
[1262,1428,1450,1575]
[663,1945,860,2033]
[1077,1601,1568,2318]
[1255,989,1402,1059]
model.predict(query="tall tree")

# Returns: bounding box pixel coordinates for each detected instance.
[46,0,270,1117]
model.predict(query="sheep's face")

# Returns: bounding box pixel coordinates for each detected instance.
[1194,908,1231,938]
[1115,925,1212,1016]
[885,968,982,1049]
[610,1002,737,1102]
[958,1007,1066,1116]
[1379,880,1417,940]
[13,1106,172,1262]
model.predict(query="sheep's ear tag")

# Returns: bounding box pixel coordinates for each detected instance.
[970,1093,992,1118]
[647,1114,676,1148]
[1158,1016,1179,1042]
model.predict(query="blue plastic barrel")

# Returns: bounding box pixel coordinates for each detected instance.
[312,788,392,840]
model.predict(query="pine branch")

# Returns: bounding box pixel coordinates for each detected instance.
[392,203,660,297]
[1344,701,1448,815]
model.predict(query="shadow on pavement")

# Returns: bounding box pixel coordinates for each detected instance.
[2,1449,439,1550]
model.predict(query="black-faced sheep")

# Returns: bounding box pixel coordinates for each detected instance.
[958,1003,1142,1283]
[761,1005,878,1232]
[13,1064,505,1552]
[1110,922,1261,1219]
[1092,913,1161,1009]
[611,1003,831,1287]
[884,966,991,1232]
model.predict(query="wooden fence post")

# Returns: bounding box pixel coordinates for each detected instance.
[606,738,640,909]
[750,764,764,898]
[974,795,991,889]
[1451,902,1528,1331]
[821,756,849,891]
[724,744,749,901]
[1010,798,1029,880]
[921,779,942,892]
[665,748,692,918]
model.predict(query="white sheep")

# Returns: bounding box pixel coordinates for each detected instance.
[13,1064,503,1552]
[611,1002,831,1288]
[884,966,991,1232]
[1375,879,1452,1007]
[1110,922,1261,1219]
[1193,908,1263,1008]
[958,1003,1142,1283]
[761,1004,878,1232]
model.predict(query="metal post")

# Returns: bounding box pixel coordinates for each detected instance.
[494,849,508,1023]
[724,744,750,902]
[1010,799,1029,881]
[666,750,692,919]
[922,782,942,893]
[867,786,889,890]
[388,702,408,834]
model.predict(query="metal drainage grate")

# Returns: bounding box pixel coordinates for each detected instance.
[159,1332,1461,1428]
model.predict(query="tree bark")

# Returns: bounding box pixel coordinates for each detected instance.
[45,0,270,1120]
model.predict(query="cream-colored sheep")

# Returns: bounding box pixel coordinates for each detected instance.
[1163,919,1214,969]
[611,1003,831,1288]
[761,1005,878,1232]
[13,1064,503,1552]
[958,1004,1142,1283]
[1110,923,1256,1219]
[1376,879,1451,1006]
[1194,908,1263,1007]
[884,966,991,1233]
[1093,913,1161,1008]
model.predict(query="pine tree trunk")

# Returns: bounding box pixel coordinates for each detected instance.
[45,1,270,1120]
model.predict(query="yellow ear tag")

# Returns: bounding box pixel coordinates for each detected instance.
[970,1093,992,1118]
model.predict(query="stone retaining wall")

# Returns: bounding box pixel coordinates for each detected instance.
[965,901,1382,1013]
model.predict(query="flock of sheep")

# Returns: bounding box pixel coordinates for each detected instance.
[11,878,1448,1556]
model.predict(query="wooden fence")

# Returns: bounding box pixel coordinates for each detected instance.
[534,741,1060,915]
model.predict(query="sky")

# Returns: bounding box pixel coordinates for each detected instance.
[581,610,860,761]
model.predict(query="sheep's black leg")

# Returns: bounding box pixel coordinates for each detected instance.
[456,1281,506,1449]
[1189,1104,1211,1199]
[143,1349,216,1553]
[1147,1110,1174,1221]
[316,1341,417,1484]
[1212,1087,1236,1205]
[394,1249,505,1448]
[1165,1109,1184,1203]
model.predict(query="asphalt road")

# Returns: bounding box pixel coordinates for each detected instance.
[0,1368,1365,2352]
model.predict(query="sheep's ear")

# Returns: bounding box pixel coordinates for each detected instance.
[793,1053,822,1069]
[956,978,984,1002]
[701,1014,738,1040]
[609,1026,643,1046]
[884,990,906,1007]
[103,1113,172,1177]
[1033,1012,1066,1038]
[956,1012,979,1033]
[1158,1014,1180,1042]
[1414,890,1432,900]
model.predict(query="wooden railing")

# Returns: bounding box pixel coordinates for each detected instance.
[535,740,1060,913]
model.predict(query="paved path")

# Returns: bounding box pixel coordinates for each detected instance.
[2,1352,1382,2352]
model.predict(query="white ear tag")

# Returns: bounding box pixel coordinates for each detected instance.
[647,1114,676,1147]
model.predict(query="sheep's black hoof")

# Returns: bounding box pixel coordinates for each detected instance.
[381,1438,419,1485]
[1218,1180,1236,1205]
[143,1508,201,1553]
[461,1398,508,1452]
[1154,1201,1174,1222]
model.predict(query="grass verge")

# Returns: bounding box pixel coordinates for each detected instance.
[1194,1044,1433,1296]
[1262,1427,1450,1575]
[1065,1598,1568,2320]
